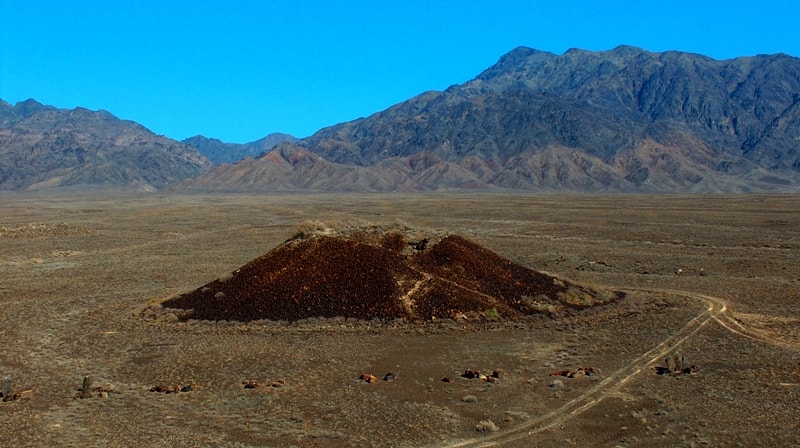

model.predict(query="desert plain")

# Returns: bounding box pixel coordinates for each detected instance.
[0,192,798,447]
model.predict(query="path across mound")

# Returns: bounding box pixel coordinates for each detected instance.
[161,223,623,322]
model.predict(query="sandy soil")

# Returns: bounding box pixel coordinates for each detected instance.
[1,192,798,447]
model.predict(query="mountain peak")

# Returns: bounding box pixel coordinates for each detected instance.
[477,46,556,81]
[0,98,211,191]
[14,98,52,118]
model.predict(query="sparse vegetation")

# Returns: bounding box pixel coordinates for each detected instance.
[521,295,559,315]
[289,220,330,240]
[2,193,799,447]
[484,307,501,320]
[557,287,598,307]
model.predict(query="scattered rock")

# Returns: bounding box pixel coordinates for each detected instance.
[383,372,395,382]
[76,390,93,399]
[550,379,563,388]
[359,373,379,384]
[462,369,481,379]
[549,366,600,378]
[474,419,499,432]
[2,392,24,402]
[150,384,180,393]
[461,395,478,403]
[242,380,261,389]
[441,377,452,383]
[180,383,198,392]
[656,353,696,376]
[462,368,503,382]
[411,238,429,251]
[75,376,118,399]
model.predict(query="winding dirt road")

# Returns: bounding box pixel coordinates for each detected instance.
[444,288,800,448]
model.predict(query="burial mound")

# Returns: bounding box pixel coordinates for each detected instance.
[161,223,623,322]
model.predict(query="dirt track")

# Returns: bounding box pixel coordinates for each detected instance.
[1,193,799,447]
[447,286,800,448]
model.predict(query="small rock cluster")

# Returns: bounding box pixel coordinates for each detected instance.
[461,369,504,383]
[359,372,396,383]
[150,383,197,394]
[78,376,120,399]
[1,376,31,403]
[242,379,285,389]
[548,366,601,379]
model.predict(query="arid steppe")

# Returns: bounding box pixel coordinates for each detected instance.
[1,193,798,447]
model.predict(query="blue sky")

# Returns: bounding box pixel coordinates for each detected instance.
[2,1,799,143]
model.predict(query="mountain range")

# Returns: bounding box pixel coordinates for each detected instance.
[4,45,800,193]
[0,99,212,191]
[181,133,296,165]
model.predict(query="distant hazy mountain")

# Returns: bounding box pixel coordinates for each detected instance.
[183,46,800,193]
[0,99,212,191]
[182,133,297,165]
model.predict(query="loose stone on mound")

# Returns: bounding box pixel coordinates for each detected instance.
[160,223,623,323]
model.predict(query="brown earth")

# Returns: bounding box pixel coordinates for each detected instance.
[0,193,799,447]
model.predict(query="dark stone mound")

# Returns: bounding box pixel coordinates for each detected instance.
[161,225,623,322]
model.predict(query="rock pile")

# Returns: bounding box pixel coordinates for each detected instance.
[161,223,623,322]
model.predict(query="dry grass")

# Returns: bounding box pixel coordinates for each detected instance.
[1,193,799,447]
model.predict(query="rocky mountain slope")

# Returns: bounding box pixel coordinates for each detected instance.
[0,99,212,191]
[182,133,296,165]
[5,46,800,193]
[184,46,800,193]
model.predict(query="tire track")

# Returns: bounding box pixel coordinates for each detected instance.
[443,287,798,447]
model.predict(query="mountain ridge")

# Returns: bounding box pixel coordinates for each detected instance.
[228,45,797,192]
[182,133,297,165]
[0,99,213,191]
[4,45,800,192]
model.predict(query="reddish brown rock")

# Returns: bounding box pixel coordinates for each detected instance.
[242,380,261,389]
[360,373,379,384]
[150,385,179,393]
[161,228,623,323]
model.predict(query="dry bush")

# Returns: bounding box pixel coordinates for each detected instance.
[558,286,599,307]
[380,231,407,252]
[474,419,499,432]
[289,220,330,240]
[521,295,559,315]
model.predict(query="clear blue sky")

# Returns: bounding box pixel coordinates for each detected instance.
[2,1,799,143]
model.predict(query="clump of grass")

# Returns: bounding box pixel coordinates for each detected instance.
[484,307,501,320]
[289,220,330,240]
[557,286,598,306]
[521,295,558,315]
[218,272,234,283]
